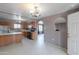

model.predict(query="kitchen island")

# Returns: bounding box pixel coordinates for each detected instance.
[22,30,37,40]
[0,32,23,46]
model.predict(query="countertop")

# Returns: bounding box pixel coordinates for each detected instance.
[0,32,22,35]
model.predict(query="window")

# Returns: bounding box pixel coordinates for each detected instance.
[14,24,21,28]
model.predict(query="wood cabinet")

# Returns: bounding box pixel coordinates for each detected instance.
[32,32,36,40]
[22,31,36,40]
[0,33,23,47]
[15,34,23,43]
[23,32,27,37]
[26,32,36,40]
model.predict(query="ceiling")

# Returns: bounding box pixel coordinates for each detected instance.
[0,3,78,20]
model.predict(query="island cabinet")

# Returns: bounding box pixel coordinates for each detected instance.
[26,32,37,40]
[32,32,36,40]
[0,32,23,47]
[0,35,12,46]
[22,31,36,40]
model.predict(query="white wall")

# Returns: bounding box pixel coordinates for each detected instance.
[42,16,67,48]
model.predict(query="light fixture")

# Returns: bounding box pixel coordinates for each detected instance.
[30,5,41,18]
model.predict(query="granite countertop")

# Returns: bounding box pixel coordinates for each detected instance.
[0,32,22,35]
[21,30,31,32]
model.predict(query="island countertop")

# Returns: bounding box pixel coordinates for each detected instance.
[0,32,22,35]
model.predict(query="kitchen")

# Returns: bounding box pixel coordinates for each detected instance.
[0,18,37,47]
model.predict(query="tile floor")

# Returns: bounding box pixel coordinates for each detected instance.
[0,34,67,55]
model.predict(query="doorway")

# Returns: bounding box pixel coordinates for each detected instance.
[37,20,44,45]
[55,23,67,49]
[38,20,44,34]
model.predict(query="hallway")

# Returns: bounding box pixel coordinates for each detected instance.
[0,34,67,55]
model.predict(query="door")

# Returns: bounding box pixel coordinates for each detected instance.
[68,12,79,55]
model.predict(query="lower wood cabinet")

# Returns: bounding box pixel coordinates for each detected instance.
[0,34,23,47]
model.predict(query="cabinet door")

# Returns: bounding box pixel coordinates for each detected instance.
[15,34,22,43]
[0,36,4,46]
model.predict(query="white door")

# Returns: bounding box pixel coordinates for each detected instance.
[68,12,79,55]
